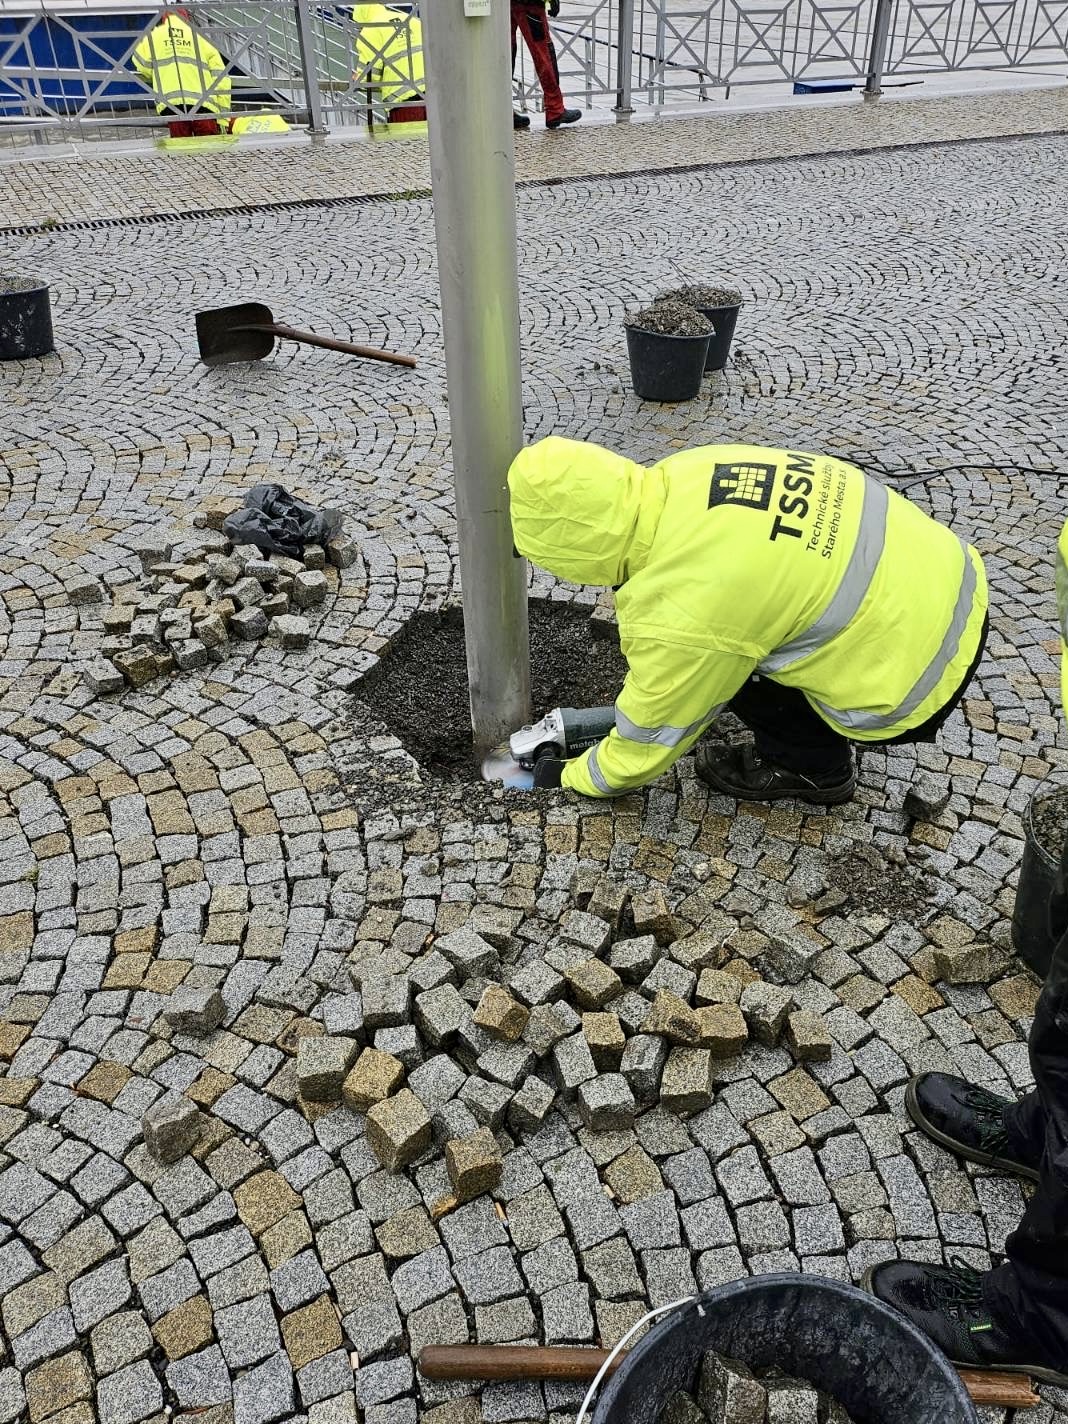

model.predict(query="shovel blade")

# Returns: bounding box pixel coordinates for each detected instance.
[196,301,277,366]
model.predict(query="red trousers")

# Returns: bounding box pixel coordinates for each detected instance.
[511,0,564,123]
[166,116,221,138]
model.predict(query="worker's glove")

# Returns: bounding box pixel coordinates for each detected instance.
[547,0,560,17]
[532,755,565,789]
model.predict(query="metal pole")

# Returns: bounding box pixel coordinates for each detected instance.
[421,0,531,755]
[864,0,894,96]
[614,0,635,117]
[293,0,328,135]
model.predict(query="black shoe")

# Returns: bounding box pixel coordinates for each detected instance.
[513,111,530,129]
[694,743,855,805]
[864,1258,1068,1389]
[546,107,582,129]
[906,1073,1040,1183]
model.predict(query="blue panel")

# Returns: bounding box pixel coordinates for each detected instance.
[0,13,154,116]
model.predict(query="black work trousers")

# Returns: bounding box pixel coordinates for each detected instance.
[726,615,988,777]
[985,838,1068,1365]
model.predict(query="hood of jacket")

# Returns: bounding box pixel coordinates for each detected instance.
[508,436,663,587]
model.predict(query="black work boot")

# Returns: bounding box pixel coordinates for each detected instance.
[906,1072,1040,1182]
[694,743,855,805]
[864,1258,1068,1389]
[546,107,581,128]
[513,111,530,129]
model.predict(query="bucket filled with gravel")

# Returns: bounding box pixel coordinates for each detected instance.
[1012,782,1068,978]
[657,283,743,372]
[583,1275,978,1424]
[623,299,713,402]
[0,274,53,361]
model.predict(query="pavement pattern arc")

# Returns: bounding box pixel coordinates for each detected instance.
[0,127,1067,1424]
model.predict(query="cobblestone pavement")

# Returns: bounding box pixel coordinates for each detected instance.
[4,83,1068,230]
[0,130,1067,1424]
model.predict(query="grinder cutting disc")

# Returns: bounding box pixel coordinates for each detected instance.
[481,742,534,790]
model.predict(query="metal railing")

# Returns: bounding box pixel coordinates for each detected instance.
[0,0,1066,146]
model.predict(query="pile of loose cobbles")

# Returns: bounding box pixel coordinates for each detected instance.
[2,133,1068,1424]
[78,506,357,696]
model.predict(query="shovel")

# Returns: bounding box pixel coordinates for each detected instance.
[195,301,417,369]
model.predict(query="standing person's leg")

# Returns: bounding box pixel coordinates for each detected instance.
[865,838,1068,1384]
[510,4,531,127]
[983,837,1068,1367]
[512,1,565,124]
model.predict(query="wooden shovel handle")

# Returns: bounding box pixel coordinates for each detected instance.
[238,321,417,368]
[418,1346,1042,1409]
[958,1367,1041,1408]
[419,1345,619,1383]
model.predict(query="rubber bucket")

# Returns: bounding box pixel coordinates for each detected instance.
[694,301,741,371]
[625,325,710,402]
[590,1276,977,1424]
[1011,784,1065,979]
[0,278,53,361]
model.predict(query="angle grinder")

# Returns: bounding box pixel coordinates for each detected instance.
[481,705,616,788]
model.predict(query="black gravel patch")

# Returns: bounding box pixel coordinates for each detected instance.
[353,598,627,779]
[827,845,935,918]
[1031,787,1068,860]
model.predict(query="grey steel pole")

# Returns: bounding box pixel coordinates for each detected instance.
[421,0,531,755]
[864,0,894,96]
[294,0,328,135]
[614,0,635,117]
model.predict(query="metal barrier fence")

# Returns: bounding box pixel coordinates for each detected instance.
[0,0,1067,146]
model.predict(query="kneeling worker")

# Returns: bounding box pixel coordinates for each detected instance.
[508,437,988,803]
[862,521,1068,1388]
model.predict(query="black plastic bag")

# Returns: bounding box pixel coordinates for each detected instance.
[222,483,343,558]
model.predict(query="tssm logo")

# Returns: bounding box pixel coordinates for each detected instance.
[768,451,817,542]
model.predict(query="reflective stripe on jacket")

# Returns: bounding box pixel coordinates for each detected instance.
[132,17,230,115]
[508,437,989,799]
[353,3,425,104]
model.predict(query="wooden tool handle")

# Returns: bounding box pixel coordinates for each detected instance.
[958,1368,1041,1408]
[418,1347,1041,1409]
[243,322,417,368]
[419,1345,618,1383]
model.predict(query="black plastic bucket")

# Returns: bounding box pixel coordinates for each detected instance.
[1011,784,1065,979]
[694,301,741,371]
[0,278,54,361]
[591,1276,977,1424]
[625,325,709,402]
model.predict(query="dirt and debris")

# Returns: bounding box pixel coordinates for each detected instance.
[1031,787,1068,860]
[656,283,742,309]
[826,845,935,918]
[624,300,714,337]
[353,598,627,778]
[0,276,43,294]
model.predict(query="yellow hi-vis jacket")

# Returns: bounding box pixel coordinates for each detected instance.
[1058,521,1068,713]
[352,3,425,105]
[230,113,292,135]
[509,438,989,799]
[133,16,230,116]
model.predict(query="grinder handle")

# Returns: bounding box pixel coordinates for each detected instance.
[558,706,617,757]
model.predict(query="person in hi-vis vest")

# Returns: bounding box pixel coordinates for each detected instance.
[509,437,988,804]
[133,8,230,138]
[352,3,425,127]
